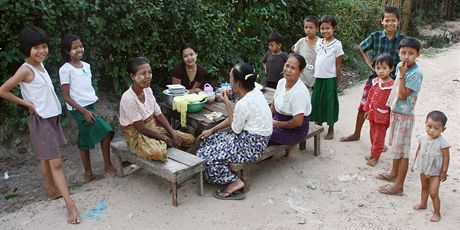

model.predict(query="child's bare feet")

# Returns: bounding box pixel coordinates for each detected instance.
[339,134,360,142]
[430,213,441,222]
[66,201,80,224]
[104,166,118,177]
[413,204,427,210]
[367,158,378,166]
[84,172,96,183]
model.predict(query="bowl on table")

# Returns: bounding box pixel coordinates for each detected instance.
[187,98,208,113]
[163,89,188,105]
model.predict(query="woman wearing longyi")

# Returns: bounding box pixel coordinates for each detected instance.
[269,53,311,159]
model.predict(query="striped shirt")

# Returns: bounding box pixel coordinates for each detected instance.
[360,30,404,82]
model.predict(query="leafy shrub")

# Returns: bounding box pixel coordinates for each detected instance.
[0,0,383,140]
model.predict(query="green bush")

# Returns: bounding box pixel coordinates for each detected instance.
[1,0,383,140]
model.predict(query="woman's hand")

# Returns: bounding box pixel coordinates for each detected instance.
[198,129,213,139]
[221,89,231,106]
[273,120,281,129]
[171,132,182,148]
[83,109,96,123]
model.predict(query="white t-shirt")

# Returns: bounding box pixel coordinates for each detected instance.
[19,63,62,118]
[274,78,311,116]
[119,87,162,126]
[231,89,273,137]
[59,62,98,110]
[314,38,344,78]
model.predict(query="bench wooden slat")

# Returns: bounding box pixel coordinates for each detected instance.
[167,148,204,167]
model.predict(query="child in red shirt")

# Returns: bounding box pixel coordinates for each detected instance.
[364,53,395,166]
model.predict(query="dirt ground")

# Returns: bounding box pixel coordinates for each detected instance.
[1,35,460,230]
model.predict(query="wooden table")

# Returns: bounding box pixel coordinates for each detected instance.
[160,87,275,136]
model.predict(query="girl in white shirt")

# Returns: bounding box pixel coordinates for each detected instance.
[59,34,117,182]
[197,63,272,200]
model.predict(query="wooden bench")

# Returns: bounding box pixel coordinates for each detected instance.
[229,122,324,192]
[110,141,205,206]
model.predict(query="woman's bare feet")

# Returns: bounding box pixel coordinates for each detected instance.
[413,204,427,210]
[430,213,441,222]
[218,179,244,197]
[104,165,118,177]
[66,201,80,224]
[281,144,297,160]
[367,158,378,166]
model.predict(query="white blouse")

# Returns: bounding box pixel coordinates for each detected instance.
[274,78,311,116]
[231,89,272,136]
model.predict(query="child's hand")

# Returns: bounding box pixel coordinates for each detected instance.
[410,165,415,172]
[364,112,369,120]
[440,171,448,182]
[83,110,96,123]
[26,102,36,115]
[399,61,409,78]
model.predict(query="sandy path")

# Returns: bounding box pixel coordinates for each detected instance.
[1,44,459,230]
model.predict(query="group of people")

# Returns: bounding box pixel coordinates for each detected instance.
[0,5,451,225]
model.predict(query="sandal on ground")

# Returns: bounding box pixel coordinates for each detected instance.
[213,190,246,200]
[378,184,403,196]
[375,173,396,182]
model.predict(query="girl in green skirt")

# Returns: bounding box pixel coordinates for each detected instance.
[311,15,344,140]
[59,34,117,182]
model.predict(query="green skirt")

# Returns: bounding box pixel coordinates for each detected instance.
[310,78,339,125]
[69,104,114,150]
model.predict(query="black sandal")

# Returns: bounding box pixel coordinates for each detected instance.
[213,190,246,200]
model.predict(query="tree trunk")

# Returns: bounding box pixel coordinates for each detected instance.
[442,0,452,18]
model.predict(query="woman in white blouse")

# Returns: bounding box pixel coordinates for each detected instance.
[197,63,272,200]
[270,53,311,159]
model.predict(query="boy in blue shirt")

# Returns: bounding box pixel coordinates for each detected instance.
[377,37,423,195]
[262,32,288,89]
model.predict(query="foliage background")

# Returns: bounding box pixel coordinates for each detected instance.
[0,0,449,140]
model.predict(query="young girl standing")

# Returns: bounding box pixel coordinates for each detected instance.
[0,26,79,224]
[310,15,344,140]
[412,111,450,222]
[292,15,319,93]
[59,34,117,182]
[363,54,395,166]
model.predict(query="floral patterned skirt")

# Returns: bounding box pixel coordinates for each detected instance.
[196,130,270,184]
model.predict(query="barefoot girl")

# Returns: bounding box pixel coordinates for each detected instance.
[412,111,450,222]
[0,26,79,224]
[363,53,395,166]
[310,15,344,140]
[59,34,117,182]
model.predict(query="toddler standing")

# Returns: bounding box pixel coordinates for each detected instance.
[363,53,395,166]
[261,32,288,89]
[0,26,79,224]
[412,111,450,222]
[59,34,117,182]
[310,15,344,140]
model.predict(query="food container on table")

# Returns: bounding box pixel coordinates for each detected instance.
[187,98,208,113]
[163,89,188,105]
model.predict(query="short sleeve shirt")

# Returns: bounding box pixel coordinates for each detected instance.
[292,37,318,87]
[386,63,423,115]
[261,52,288,82]
[360,31,404,82]
[119,87,162,126]
[171,63,206,89]
[231,89,273,136]
[415,134,450,176]
[314,39,344,78]
[59,62,98,110]
[274,78,311,116]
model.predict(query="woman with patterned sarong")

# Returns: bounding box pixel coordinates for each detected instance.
[196,63,272,200]
[269,53,311,159]
[119,57,195,162]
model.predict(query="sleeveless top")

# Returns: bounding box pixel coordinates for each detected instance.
[19,62,62,118]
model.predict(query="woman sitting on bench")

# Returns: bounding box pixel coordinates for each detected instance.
[119,57,195,162]
[269,53,311,159]
[196,63,273,200]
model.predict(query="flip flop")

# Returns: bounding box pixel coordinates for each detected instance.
[375,173,396,183]
[378,184,403,196]
[213,190,246,200]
